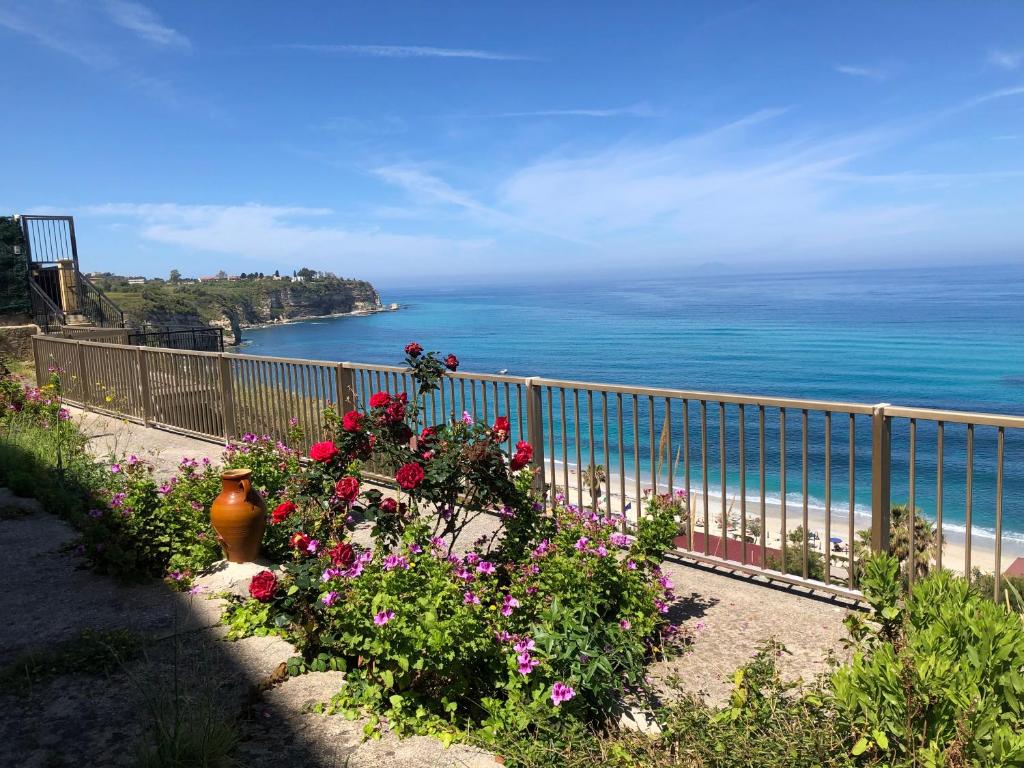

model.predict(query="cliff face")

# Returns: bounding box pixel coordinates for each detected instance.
[107,278,383,345]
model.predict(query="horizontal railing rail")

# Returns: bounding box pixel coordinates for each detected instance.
[30,334,1024,600]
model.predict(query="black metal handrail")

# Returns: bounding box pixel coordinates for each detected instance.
[127,327,224,352]
[28,278,66,332]
[78,273,125,327]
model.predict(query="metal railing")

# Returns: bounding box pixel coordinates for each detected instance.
[19,215,80,267]
[31,335,1024,600]
[28,279,66,331]
[78,273,125,328]
[127,327,224,353]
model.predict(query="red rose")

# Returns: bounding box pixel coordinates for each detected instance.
[492,416,510,440]
[383,400,406,423]
[511,440,534,471]
[341,410,364,432]
[271,501,296,524]
[404,342,423,358]
[395,462,425,490]
[395,392,408,404]
[380,497,398,514]
[369,391,391,409]
[309,440,339,463]
[328,541,355,568]
[290,531,312,551]
[335,475,360,503]
[248,570,278,602]
[443,353,459,372]
[420,426,436,443]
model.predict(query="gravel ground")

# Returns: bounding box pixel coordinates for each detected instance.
[0,413,853,766]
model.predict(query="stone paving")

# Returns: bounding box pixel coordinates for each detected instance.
[0,412,854,766]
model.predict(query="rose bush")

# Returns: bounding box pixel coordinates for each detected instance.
[226,345,686,741]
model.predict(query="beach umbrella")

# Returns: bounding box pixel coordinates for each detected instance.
[830,537,843,544]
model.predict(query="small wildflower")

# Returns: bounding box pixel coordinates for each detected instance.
[373,610,395,625]
[551,682,576,706]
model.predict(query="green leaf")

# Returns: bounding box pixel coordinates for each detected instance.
[872,730,889,750]
[851,737,869,756]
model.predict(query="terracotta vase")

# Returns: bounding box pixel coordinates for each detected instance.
[210,468,266,563]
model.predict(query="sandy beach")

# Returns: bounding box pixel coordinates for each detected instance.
[547,460,1024,580]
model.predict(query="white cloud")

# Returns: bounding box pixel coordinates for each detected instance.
[988,49,1023,70]
[103,0,190,48]
[835,64,888,81]
[372,107,1024,265]
[0,6,117,68]
[275,44,534,61]
[82,203,491,276]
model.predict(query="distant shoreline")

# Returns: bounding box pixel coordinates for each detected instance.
[226,304,401,345]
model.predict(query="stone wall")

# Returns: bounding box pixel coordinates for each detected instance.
[0,324,40,367]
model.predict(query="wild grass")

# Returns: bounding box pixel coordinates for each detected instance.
[0,628,144,690]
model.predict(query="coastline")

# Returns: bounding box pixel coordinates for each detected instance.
[547,459,1024,579]
[225,304,400,345]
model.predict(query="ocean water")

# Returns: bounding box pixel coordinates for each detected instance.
[238,265,1024,541]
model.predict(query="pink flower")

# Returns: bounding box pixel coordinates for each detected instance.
[461,410,474,425]
[382,554,409,571]
[321,591,339,606]
[609,533,631,548]
[513,638,535,654]
[619,619,631,630]
[551,682,575,706]
[501,595,520,617]
[517,653,538,675]
[373,610,395,625]
[574,537,589,552]
[476,561,496,575]
[463,591,481,606]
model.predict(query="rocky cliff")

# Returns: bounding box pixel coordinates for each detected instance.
[105,278,383,344]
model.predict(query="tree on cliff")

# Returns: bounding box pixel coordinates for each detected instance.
[169,269,181,284]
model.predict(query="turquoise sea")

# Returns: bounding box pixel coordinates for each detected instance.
[238,265,1024,543]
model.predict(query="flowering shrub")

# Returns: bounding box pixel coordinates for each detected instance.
[78,434,300,583]
[228,345,685,740]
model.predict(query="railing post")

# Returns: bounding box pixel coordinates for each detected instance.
[218,354,236,441]
[525,377,546,495]
[137,346,153,427]
[76,340,92,409]
[871,403,892,553]
[336,363,357,412]
[32,336,44,387]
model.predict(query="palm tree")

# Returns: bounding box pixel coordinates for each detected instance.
[854,503,942,583]
[581,463,606,510]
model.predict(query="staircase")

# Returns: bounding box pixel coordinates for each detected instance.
[19,215,125,332]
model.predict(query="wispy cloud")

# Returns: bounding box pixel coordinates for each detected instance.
[0,6,117,68]
[82,203,491,276]
[835,64,888,81]
[988,48,1023,70]
[275,43,535,61]
[372,104,1024,266]
[103,0,190,48]
[958,84,1024,110]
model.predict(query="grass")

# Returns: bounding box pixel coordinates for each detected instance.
[0,628,145,689]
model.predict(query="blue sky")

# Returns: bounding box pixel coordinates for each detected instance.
[1,1,1023,284]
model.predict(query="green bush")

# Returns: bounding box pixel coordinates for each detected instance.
[80,434,300,583]
[833,554,1024,764]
